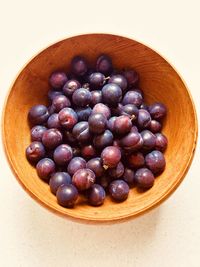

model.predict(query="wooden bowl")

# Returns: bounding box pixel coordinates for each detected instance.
[3,34,198,223]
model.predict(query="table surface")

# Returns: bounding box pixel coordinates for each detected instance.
[0,1,200,266]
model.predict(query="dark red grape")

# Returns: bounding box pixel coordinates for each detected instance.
[88,184,106,206]
[81,144,96,159]
[101,146,121,168]
[121,104,139,120]
[71,56,88,76]
[86,157,104,178]
[92,103,111,119]
[31,125,47,142]
[123,168,135,185]
[47,113,61,129]
[140,130,156,151]
[76,107,92,121]
[123,69,139,88]
[56,184,78,208]
[53,144,73,166]
[49,172,71,195]
[155,133,168,152]
[72,88,91,107]
[90,90,103,106]
[93,130,113,149]
[36,158,55,181]
[102,83,122,107]
[88,113,107,134]
[72,121,91,143]
[89,72,105,89]
[135,168,154,189]
[49,71,68,90]
[145,150,166,174]
[48,90,63,101]
[63,79,81,96]
[109,180,129,202]
[96,54,113,75]
[122,90,143,107]
[149,120,162,133]
[28,105,49,125]
[67,157,86,176]
[137,109,151,129]
[58,107,78,129]
[108,161,124,179]
[108,74,128,92]
[52,95,71,112]
[113,115,132,135]
[128,152,145,169]
[148,103,167,120]
[107,116,117,131]
[42,128,63,149]
[120,132,143,152]
[26,141,45,163]
[72,168,95,191]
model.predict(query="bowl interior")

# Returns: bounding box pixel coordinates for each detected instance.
[3,34,197,223]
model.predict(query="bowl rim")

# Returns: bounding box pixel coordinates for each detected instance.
[2,33,198,224]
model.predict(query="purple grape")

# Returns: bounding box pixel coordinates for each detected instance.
[58,107,78,129]
[137,109,151,129]
[101,146,121,168]
[93,129,113,149]
[132,88,144,97]
[56,184,78,208]
[48,90,63,101]
[89,72,105,89]
[26,141,45,163]
[81,145,96,159]
[131,125,139,133]
[90,90,103,106]
[113,115,132,135]
[28,105,49,125]
[102,83,122,107]
[53,144,73,166]
[88,184,106,206]
[36,158,55,181]
[67,156,86,176]
[135,168,154,189]
[155,133,168,152]
[42,128,63,149]
[63,79,81,96]
[96,54,113,75]
[48,105,56,115]
[108,74,128,92]
[140,103,149,111]
[49,71,68,90]
[92,103,111,119]
[148,103,167,120]
[128,152,145,169]
[72,121,91,143]
[140,130,156,151]
[109,180,129,202]
[145,150,166,174]
[108,161,124,179]
[47,113,61,129]
[72,88,91,107]
[123,168,135,185]
[122,90,143,107]
[123,69,139,88]
[120,132,143,152]
[72,168,95,191]
[49,172,71,195]
[149,120,162,133]
[88,113,107,134]
[121,104,139,120]
[71,56,88,76]
[76,107,92,121]
[52,95,71,112]
[86,157,104,178]
[31,125,47,142]
[107,116,117,131]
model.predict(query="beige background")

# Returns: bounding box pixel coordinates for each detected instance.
[0,0,200,266]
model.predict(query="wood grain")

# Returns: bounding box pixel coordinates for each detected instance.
[2,34,198,223]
